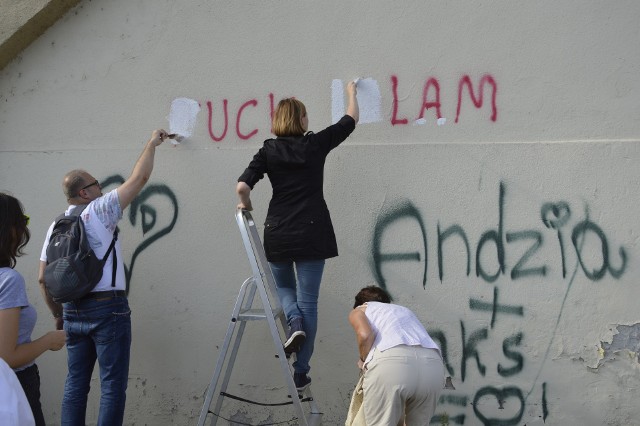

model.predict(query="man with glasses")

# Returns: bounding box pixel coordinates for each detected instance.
[37,129,169,426]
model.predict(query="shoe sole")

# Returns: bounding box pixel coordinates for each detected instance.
[284,331,306,354]
[296,382,311,393]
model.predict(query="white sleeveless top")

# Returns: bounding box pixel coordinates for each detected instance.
[363,302,440,362]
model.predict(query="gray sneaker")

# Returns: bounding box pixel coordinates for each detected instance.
[284,317,306,354]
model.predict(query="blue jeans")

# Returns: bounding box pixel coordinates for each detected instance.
[61,296,132,426]
[269,260,325,375]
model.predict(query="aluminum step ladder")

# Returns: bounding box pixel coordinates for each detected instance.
[197,209,322,426]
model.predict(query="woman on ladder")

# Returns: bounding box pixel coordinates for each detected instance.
[236,80,359,391]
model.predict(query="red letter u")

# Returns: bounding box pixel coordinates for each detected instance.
[207,100,229,142]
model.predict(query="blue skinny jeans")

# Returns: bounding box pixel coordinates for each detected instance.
[269,259,325,375]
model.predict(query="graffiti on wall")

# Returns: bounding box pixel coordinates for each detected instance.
[101,175,179,293]
[372,182,627,290]
[389,74,498,126]
[370,181,628,425]
[170,73,498,143]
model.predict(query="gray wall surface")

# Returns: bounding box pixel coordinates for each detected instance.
[1,1,640,425]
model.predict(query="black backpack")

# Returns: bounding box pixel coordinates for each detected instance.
[44,205,118,303]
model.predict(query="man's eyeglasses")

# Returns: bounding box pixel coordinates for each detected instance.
[23,214,30,226]
[80,180,100,191]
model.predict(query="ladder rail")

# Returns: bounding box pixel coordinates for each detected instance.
[235,210,283,313]
[211,303,251,424]
[197,277,254,426]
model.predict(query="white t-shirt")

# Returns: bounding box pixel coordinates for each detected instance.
[363,302,441,363]
[0,357,35,426]
[40,189,126,292]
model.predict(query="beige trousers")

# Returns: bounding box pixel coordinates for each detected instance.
[362,345,444,426]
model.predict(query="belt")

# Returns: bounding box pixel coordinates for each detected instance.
[78,290,126,300]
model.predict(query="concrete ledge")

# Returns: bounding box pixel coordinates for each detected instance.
[0,0,81,70]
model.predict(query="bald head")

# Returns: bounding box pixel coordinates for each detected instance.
[63,169,92,201]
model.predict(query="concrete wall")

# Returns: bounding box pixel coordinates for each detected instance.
[0,0,81,70]
[1,1,639,424]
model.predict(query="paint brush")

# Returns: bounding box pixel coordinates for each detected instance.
[167,134,184,144]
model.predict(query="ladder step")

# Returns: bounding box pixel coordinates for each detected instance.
[237,307,283,321]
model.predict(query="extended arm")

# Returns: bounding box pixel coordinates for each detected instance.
[349,307,375,368]
[0,308,65,369]
[346,81,359,124]
[38,260,63,330]
[116,129,167,210]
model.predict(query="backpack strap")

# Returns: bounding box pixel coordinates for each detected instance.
[69,204,89,217]
[50,204,88,234]
[101,228,119,288]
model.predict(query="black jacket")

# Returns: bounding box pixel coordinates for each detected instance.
[238,115,356,262]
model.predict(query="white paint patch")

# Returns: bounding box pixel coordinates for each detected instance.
[332,78,382,124]
[437,117,447,126]
[414,118,427,126]
[168,98,201,144]
[331,79,345,124]
[356,78,382,124]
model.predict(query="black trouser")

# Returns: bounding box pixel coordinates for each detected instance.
[16,363,46,426]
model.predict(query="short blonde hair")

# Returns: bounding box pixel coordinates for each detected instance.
[272,98,307,137]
